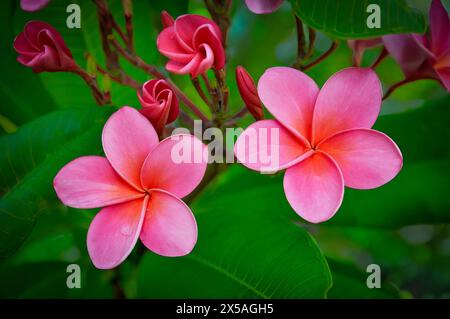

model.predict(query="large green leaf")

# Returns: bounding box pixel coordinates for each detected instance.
[326,258,399,298]
[288,0,426,39]
[0,107,113,261]
[136,172,332,298]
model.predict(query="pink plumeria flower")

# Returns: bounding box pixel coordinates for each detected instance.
[383,0,450,91]
[14,21,77,73]
[235,67,403,223]
[138,79,179,135]
[157,14,225,77]
[245,0,284,14]
[20,0,50,12]
[54,107,207,269]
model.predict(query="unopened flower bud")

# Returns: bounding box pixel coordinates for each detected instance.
[236,66,264,121]
[161,10,174,28]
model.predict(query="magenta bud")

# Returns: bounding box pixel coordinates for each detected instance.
[236,66,264,121]
[161,10,175,28]
[13,21,77,73]
[137,79,179,134]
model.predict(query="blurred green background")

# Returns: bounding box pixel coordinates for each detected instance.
[0,0,449,298]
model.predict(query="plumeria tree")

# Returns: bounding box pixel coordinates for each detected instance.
[0,0,449,298]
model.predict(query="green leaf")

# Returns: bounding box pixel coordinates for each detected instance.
[287,0,426,39]
[0,260,114,298]
[326,258,399,298]
[136,172,332,298]
[0,107,113,261]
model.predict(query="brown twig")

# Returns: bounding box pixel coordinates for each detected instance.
[302,40,339,71]
[72,66,107,105]
[96,65,140,89]
[204,0,232,47]
[370,47,388,69]
[305,27,316,60]
[192,77,213,109]
[122,0,134,53]
[110,38,209,121]
[292,15,306,69]
[383,78,415,100]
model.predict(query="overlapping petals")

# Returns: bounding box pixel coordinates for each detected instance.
[383,0,450,91]
[54,107,207,269]
[157,14,225,77]
[138,79,179,134]
[13,21,77,73]
[235,67,403,223]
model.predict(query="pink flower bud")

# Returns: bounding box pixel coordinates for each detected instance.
[236,66,263,121]
[137,79,179,134]
[13,21,77,73]
[347,38,382,66]
[157,14,225,77]
[161,10,174,28]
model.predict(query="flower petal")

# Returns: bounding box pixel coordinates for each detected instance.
[383,34,430,77]
[245,0,284,14]
[436,67,450,91]
[174,14,222,50]
[429,0,450,57]
[283,152,344,223]
[319,128,403,189]
[140,190,197,257]
[257,67,319,142]
[157,26,194,62]
[141,134,207,198]
[312,67,382,144]
[234,119,311,173]
[193,24,225,69]
[20,0,50,12]
[54,156,143,209]
[102,107,159,190]
[87,196,148,269]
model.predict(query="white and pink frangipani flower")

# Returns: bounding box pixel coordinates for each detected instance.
[54,107,207,269]
[383,0,450,91]
[234,67,403,224]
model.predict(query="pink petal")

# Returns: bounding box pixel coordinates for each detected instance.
[157,27,194,62]
[193,43,214,77]
[436,67,450,91]
[234,119,311,173]
[383,34,430,77]
[283,152,344,223]
[87,197,148,269]
[429,0,450,57]
[245,0,284,14]
[140,190,197,257]
[54,156,143,209]
[166,53,202,76]
[193,24,225,69]
[312,67,382,145]
[174,14,222,50]
[319,129,403,189]
[102,107,159,190]
[20,0,50,12]
[257,67,319,142]
[141,134,207,198]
